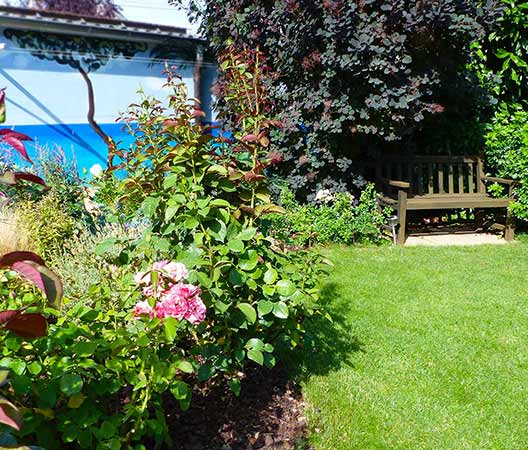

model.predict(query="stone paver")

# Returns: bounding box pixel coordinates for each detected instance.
[405,233,510,247]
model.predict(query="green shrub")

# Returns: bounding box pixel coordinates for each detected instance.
[485,103,528,219]
[16,190,76,259]
[2,55,328,448]
[267,184,387,246]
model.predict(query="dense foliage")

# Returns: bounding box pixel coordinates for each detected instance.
[267,184,387,246]
[473,0,528,105]
[174,0,501,200]
[485,104,528,219]
[0,55,328,448]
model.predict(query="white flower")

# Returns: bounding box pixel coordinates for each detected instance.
[89,164,103,178]
[315,189,334,203]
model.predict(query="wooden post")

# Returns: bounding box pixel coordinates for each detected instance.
[505,208,515,241]
[397,189,408,246]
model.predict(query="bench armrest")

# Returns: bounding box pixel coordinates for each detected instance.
[381,177,411,189]
[481,176,516,186]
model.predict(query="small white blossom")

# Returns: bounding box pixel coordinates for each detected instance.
[89,163,103,178]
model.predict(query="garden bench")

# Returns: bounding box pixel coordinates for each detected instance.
[376,155,515,245]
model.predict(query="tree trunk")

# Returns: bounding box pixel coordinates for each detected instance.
[78,67,116,166]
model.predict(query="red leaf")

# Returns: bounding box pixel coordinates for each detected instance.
[10,261,63,308]
[241,134,258,142]
[244,172,266,182]
[0,251,46,268]
[1,135,33,163]
[0,310,21,325]
[0,129,32,141]
[5,313,48,339]
[192,109,206,118]
[0,397,22,431]
[14,172,47,187]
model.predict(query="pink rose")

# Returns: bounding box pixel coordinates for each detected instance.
[133,300,155,318]
[184,295,207,324]
[155,261,189,283]
[155,284,189,319]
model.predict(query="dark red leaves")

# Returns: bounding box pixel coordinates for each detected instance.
[0,310,21,325]
[5,313,48,339]
[0,397,22,431]
[244,172,266,182]
[0,130,33,164]
[0,310,47,339]
[0,252,63,308]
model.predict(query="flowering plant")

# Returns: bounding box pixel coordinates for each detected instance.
[133,261,206,324]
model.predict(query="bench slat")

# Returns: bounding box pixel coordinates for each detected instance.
[448,164,454,194]
[458,164,465,194]
[428,163,434,194]
[468,163,474,194]
[438,164,445,194]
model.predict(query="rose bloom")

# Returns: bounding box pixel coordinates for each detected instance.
[185,295,207,325]
[155,283,206,324]
[153,261,189,283]
[133,300,155,318]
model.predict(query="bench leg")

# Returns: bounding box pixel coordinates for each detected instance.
[397,190,408,246]
[505,208,515,241]
[475,209,484,230]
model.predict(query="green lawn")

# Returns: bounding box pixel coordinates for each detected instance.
[303,241,528,450]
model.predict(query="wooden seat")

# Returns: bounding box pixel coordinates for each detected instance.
[377,156,515,245]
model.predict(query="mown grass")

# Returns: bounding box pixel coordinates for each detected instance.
[303,241,528,450]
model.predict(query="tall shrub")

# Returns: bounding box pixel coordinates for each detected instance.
[173,0,500,200]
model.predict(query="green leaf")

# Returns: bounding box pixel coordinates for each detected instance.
[228,378,241,397]
[273,302,289,319]
[276,279,296,296]
[247,349,264,365]
[163,173,179,188]
[27,361,42,375]
[165,205,180,222]
[170,381,189,400]
[229,268,245,287]
[237,303,257,324]
[258,300,274,316]
[59,374,83,396]
[176,361,194,374]
[67,393,86,409]
[0,358,25,376]
[184,216,200,229]
[245,338,264,351]
[239,250,259,271]
[163,317,178,343]
[263,268,278,285]
[74,342,97,357]
[228,239,245,253]
[95,238,117,256]
[142,196,161,217]
[237,227,257,241]
[197,363,215,382]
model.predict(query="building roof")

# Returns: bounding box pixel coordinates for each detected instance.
[0,5,204,45]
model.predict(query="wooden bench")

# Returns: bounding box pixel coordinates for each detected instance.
[376,156,515,245]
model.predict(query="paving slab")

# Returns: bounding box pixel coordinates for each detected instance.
[405,233,510,247]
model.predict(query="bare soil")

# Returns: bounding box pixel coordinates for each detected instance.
[163,366,311,450]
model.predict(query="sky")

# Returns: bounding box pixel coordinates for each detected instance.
[4,0,200,34]
[114,0,199,34]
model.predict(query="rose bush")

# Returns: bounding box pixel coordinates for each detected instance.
[0,51,328,448]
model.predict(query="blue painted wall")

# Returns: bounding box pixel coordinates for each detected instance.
[0,27,215,171]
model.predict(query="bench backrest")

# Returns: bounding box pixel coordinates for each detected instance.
[378,155,485,197]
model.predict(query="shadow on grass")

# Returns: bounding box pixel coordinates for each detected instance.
[287,281,365,381]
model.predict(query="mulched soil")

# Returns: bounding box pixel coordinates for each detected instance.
[162,366,312,450]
